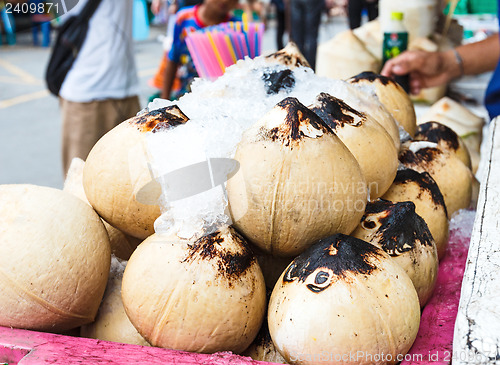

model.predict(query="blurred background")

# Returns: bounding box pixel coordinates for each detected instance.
[0,0,497,188]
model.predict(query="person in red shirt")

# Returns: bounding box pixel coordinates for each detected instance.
[160,0,239,100]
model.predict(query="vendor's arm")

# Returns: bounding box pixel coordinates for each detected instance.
[381,33,500,95]
[161,59,178,100]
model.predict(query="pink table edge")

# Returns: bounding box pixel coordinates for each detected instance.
[0,325,278,365]
[401,227,471,365]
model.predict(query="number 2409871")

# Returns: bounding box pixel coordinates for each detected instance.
[4,2,59,15]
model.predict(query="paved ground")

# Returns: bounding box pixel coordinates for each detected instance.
[0,16,349,189]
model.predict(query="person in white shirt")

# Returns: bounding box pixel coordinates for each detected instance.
[59,0,140,174]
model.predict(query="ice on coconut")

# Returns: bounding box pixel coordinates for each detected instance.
[145,121,237,239]
[143,57,398,239]
[148,98,175,112]
[408,141,439,153]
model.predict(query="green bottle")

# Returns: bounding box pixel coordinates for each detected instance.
[382,11,409,92]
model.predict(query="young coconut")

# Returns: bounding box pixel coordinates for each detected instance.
[265,42,311,69]
[121,227,266,353]
[330,82,401,150]
[226,97,367,257]
[419,96,484,173]
[80,257,149,346]
[268,233,420,365]
[309,92,398,198]
[316,30,380,80]
[352,199,438,307]
[348,71,417,137]
[0,184,111,332]
[414,121,472,169]
[399,141,473,217]
[64,157,140,260]
[382,168,449,259]
[83,106,189,239]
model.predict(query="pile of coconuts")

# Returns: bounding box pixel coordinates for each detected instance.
[0,44,477,365]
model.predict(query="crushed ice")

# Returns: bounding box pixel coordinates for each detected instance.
[144,57,389,239]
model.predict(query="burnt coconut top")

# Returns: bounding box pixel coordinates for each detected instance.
[265,43,311,69]
[361,199,435,256]
[309,92,367,130]
[399,143,444,167]
[264,97,331,146]
[393,168,448,216]
[415,121,460,151]
[349,71,395,87]
[131,105,189,133]
[282,233,383,293]
[183,228,255,281]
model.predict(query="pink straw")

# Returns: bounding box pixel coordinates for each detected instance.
[213,32,233,67]
[186,36,208,78]
[194,33,222,78]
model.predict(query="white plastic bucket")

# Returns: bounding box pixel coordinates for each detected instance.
[380,0,440,41]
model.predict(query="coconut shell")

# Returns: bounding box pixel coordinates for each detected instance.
[227,97,367,257]
[352,199,439,307]
[83,106,189,239]
[419,97,484,151]
[122,227,266,353]
[268,234,420,365]
[316,30,380,80]
[80,257,149,346]
[64,158,141,260]
[265,42,311,69]
[0,184,110,332]
[330,82,401,151]
[399,141,473,217]
[310,92,398,198]
[352,19,382,62]
[348,71,417,137]
[419,97,484,173]
[414,121,472,169]
[382,168,449,259]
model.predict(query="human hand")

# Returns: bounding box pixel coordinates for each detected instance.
[381,50,460,95]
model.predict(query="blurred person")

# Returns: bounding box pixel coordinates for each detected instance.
[240,0,267,22]
[325,0,347,17]
[59,0,140,174]
[179,0,205,8]
[161,0,239,100]
[381,34,500,119]
[30,0,52,47]
[271,0,286,49]
[348,0,378,30]
[289,0,325,70]
[0,0,16,45]
[152,0,204,14]
[149,0,204,101]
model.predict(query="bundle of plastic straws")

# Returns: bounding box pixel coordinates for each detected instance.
[186,20,265,79]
